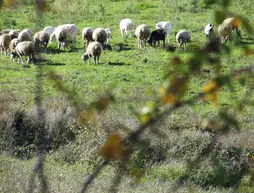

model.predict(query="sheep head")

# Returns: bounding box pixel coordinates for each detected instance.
[81,53,89,63]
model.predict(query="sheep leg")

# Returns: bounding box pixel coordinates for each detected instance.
[19,55,24,64]
[58,41,61,50]
[121,29,124,37]
[72,36,76,48]
[97,56,100,64]
[27,56,30,64]
[44,42,48,51]
[137,39,140,49]
[163,40,165,48]
[94,56,96,64]
[167,34,170,43]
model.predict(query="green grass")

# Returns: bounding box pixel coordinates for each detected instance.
[0,0,254,192]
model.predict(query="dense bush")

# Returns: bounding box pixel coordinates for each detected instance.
[0,105,76,159]
[189,147,249,188]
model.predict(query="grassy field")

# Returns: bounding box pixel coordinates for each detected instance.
[0,0,254,192]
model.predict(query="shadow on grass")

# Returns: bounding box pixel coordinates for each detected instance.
[239,37,254,44]
[35,58,66,66]
[107,61,131,66]
[113,43,131,52]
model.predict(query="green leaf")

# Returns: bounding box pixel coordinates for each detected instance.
[0,0,3,9]
[221,0,230,7]
[241,18,253,34]
[215,10,226,24]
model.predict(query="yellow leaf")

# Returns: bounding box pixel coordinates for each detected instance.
[5,0,15,7]
[36,0,50,12]
[171,57,182,65]
[243,47,254,56]
[129,167,144,184]
[140,114,150,124]
[204,92,219,107]
[139,102,156,124]
[203,80,219,93]
[231,18,241,29]
[100,134,125,160]
[78,109,95,124]
[203,80,221,107]
[160,91,179,105]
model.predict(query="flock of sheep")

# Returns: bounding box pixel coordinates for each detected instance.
[0,17,241,65]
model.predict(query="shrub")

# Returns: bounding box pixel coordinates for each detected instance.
[189,147,249,188]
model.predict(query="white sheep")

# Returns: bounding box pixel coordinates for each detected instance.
[21,29,33,37]
[218,21,232,44]
[9,38,21,53]
[222,17,241,39]
[81,41,103,64]
[120,18,133,37]
[92,28,108,47]
[50,24,78,48]
[135,24,150,49]
[34,30,50,51]
[10,41,35,64]
[1,29,14,34]
[18,31,32,42]
[204,24,214,39]
[176,30,191,50]
[50,27,67,50]
[156,21,172,43]
[0,34,12,55]
[82,27,94,48]
[43,26,56,37]
[9,30,20,39]
[105,28,111,45]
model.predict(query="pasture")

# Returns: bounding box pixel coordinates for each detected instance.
[0,0,254,192]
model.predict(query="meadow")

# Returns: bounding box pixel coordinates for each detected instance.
[0,0,254,192]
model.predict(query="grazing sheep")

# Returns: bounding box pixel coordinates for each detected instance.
[34,30,50,52]
[135,24,150,49]
[21,29,33,37]
[9,38,21,53]
[9,30,20,39]
[120,18,133,37]
[10,41,35,64]
[148,29,166,47]
[204,24,214,39]
[81,41,103,64]
[82,27,94,48]
[18,31,32,42]
[222,17,241,38]
[0,34,12,55]
[1,29,14,34]
[156,21,172,43]
[50,24,78,48]
[43,26,56,37]
[176,30,191,50]
[105,28,111,45]
[218,22,232,44]
[92,28,108,47]
[50,27,67,50]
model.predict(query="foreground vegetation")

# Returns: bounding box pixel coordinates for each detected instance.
[0,0,254,192]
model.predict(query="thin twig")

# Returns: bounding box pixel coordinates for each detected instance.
[80,160,109,193]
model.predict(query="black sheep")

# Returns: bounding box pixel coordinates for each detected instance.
[148,29,166,48]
